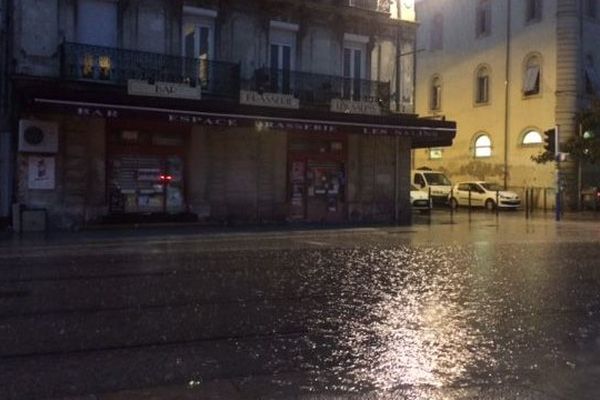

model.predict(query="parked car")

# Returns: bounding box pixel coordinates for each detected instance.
[411,169,453,205]
[448,181,521,210]
[410,184,432,213]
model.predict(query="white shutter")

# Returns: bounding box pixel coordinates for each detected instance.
[77,0,117,47]
[524,65,540,93]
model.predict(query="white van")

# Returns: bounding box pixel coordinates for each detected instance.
[411,169,453,205]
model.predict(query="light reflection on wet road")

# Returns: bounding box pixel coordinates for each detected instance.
[1,213,600,399]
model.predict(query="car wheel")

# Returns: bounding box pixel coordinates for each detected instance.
[450,198,459,210]
[485,199,496,211]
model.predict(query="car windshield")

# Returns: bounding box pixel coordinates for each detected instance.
[481,183,503,191]
[424,173,451,186]
[411,184,420,191]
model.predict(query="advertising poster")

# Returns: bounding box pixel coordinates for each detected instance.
[28,156,55,190]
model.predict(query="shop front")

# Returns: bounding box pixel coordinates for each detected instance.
[15,80,456,228]
[288,133,347,223]
[107,125,188,217]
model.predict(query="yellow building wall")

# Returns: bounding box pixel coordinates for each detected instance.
[414,0,557,193]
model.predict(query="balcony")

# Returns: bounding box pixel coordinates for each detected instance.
[61,42,240,100]
[244,67,391,114]
[346,0,390,13]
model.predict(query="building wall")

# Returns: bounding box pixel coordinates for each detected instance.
[15,115,106,229]
[12,1,407,89]
[0,0,11,222]
[414,0,557,194]
[8,0,420,228]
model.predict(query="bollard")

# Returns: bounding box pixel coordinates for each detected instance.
[525,188,529,219]
[468,187,472,213]
[543,188,547,213]
[496,190,500,216]
[450,186,455,217]
[428,186,432,209]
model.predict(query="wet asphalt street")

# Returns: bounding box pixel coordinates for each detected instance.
[1,211,600,399]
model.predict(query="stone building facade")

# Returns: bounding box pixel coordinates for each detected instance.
[0,0,11,226]
[7,0,455,229]
[414,0,597,208]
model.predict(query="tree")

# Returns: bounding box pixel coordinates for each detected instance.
[532,99,600,164]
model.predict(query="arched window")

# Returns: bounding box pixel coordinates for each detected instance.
[522,130,543,145]
[475,65,490,104]
[523,54,541,96]
[474,134,492,157]
[430,75,442,111]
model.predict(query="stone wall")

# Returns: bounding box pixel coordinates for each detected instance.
[16,115,106,229]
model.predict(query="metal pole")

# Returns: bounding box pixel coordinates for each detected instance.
[496,190,499,216]
[395,27,401,113]
[468,187,472,212]
[555,125,561,222]
[503,0,512,190]
[394,136,399,223]
[578,123,583,211]
[525,188,529,219]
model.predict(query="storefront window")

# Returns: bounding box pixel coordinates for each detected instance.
[109,130,186,215]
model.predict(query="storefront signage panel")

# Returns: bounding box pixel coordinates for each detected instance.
[128,80,202,100]
[240,90,300,109]
[34,99,454,141]
[330,98,382,116]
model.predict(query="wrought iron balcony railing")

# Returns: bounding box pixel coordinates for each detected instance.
[245,67,391,113]
[347,0,390,13]
[61,42,240,100]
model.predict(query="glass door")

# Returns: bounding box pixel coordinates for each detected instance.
[343,47,363,101]
[270,43,292,94]
[183,23,213,88]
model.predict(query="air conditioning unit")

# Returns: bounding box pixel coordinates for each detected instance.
[18,120,59,153]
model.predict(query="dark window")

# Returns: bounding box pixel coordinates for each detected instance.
[587,0,597,18]
[430,14,444,50]
[525,0,542,23]
[475,66,490,104]
[431,76,441,110]
[414,174,426,188]
[523,55,541,96]
[476,0,491,37]
[585,55,600,95]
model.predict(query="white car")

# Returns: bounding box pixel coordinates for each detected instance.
[448,181,521,210]
[410,185,432,213]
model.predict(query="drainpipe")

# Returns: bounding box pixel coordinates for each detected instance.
[577,1,584,210]
[503,0,512,190]
[394,136,399,223]
[395,26,401,112]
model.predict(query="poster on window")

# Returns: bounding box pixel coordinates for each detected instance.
[28,156,56,190]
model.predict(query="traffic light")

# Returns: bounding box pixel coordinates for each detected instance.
[544,128,556,155]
